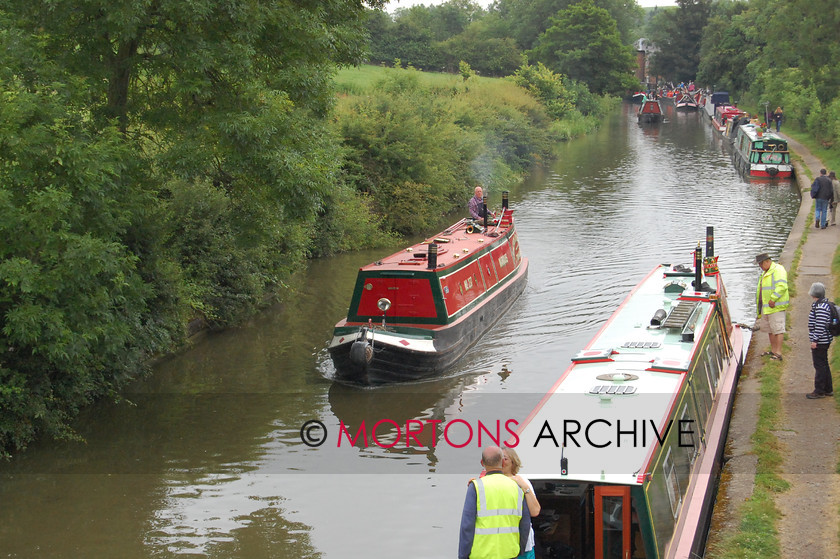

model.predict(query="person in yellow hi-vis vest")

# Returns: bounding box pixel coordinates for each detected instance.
[755,252,789,360]
[458,446,530,559]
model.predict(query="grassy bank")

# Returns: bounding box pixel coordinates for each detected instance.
[333,64,618,235]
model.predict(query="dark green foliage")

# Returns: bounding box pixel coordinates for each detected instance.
[690,0,840,151]
[0,1,384,456]
[648,0,711,83]
[0,27,153,455]
[493,0,642,51]
[528,0,639,96]
[438,24,524,77]
[696,1,756,94]
[366,8,446,71]
[310,187,397,257]
[370,1,643,82]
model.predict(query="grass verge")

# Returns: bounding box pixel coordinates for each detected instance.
[707,172,812,558]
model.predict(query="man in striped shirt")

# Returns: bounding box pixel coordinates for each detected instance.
[807,282,835,399]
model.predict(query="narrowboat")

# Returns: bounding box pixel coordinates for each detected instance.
[711,104,745,135]
[513,228,746,559]
[638,99,663,123]
[703,91,730,119]
[328,192,528,384]
[674,92,699,110]
[732,123,793,179]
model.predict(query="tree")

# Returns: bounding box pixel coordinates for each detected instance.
[437,22,524,76]
[0,22,153,455]
[648,0,711,83]
[4,1,380,320]
[528,0,638,95]
[0,1,383,454]
[696,1,758,94]
[493,0,642,51]
[756,0,840,105]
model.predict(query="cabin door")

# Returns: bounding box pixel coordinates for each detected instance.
[594,485,631,559]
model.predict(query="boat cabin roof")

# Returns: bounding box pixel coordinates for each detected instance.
[515,264,722,486]
[710,92,730,104]
[359,212,514,273]
[737,123,787,146]
[640,100,661,113]
[715,105,743,119]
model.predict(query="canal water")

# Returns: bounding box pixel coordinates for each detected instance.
[0,103,799,558]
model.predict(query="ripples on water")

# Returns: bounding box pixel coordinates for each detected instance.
[0,103,800,558]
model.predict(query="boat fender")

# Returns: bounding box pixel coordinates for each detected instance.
[350,339,373,368]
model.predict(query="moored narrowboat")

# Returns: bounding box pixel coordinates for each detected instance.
[638,99,663,123]
[732,123,793,179]
[328,193,528,384]
[675,92,699,110]
[711,104,745,135]
[703,91,730,119]
[513,228,746,559]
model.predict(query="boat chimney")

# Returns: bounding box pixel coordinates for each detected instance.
[483,195,488,229]
[706,226,714,258]
[502,191,509,209]
[427,243,438,270]
[694,243,702,291]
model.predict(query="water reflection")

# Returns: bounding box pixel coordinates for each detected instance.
[0,102,800,558]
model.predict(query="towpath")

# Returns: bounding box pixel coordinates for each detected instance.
[710,134,840,557]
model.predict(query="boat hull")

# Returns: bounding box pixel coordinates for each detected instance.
[329,258,528,383]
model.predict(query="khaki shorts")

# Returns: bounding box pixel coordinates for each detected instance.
[762,311,786,335]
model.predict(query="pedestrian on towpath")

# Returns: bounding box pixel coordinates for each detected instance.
[459,446,530,559]
[811,168,834,229]
[807,282,834,399]
[773,106,783,132]
[755,253,789,361]
[830,171,840,226]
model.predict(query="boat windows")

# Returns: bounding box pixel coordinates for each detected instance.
[680,404,699,465]
[703,350,718,396]
[690,372,712,422]
[663,449,682,519]
[760,151,787,164]
[532,483,648,559]
[533,481,592,559]
[687,382,707,440]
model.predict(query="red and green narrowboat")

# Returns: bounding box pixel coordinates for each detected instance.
[732,123,793,179]
[328,193,528,384]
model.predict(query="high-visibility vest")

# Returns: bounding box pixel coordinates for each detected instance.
[756,262,789,315]
[470,474,523,558]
